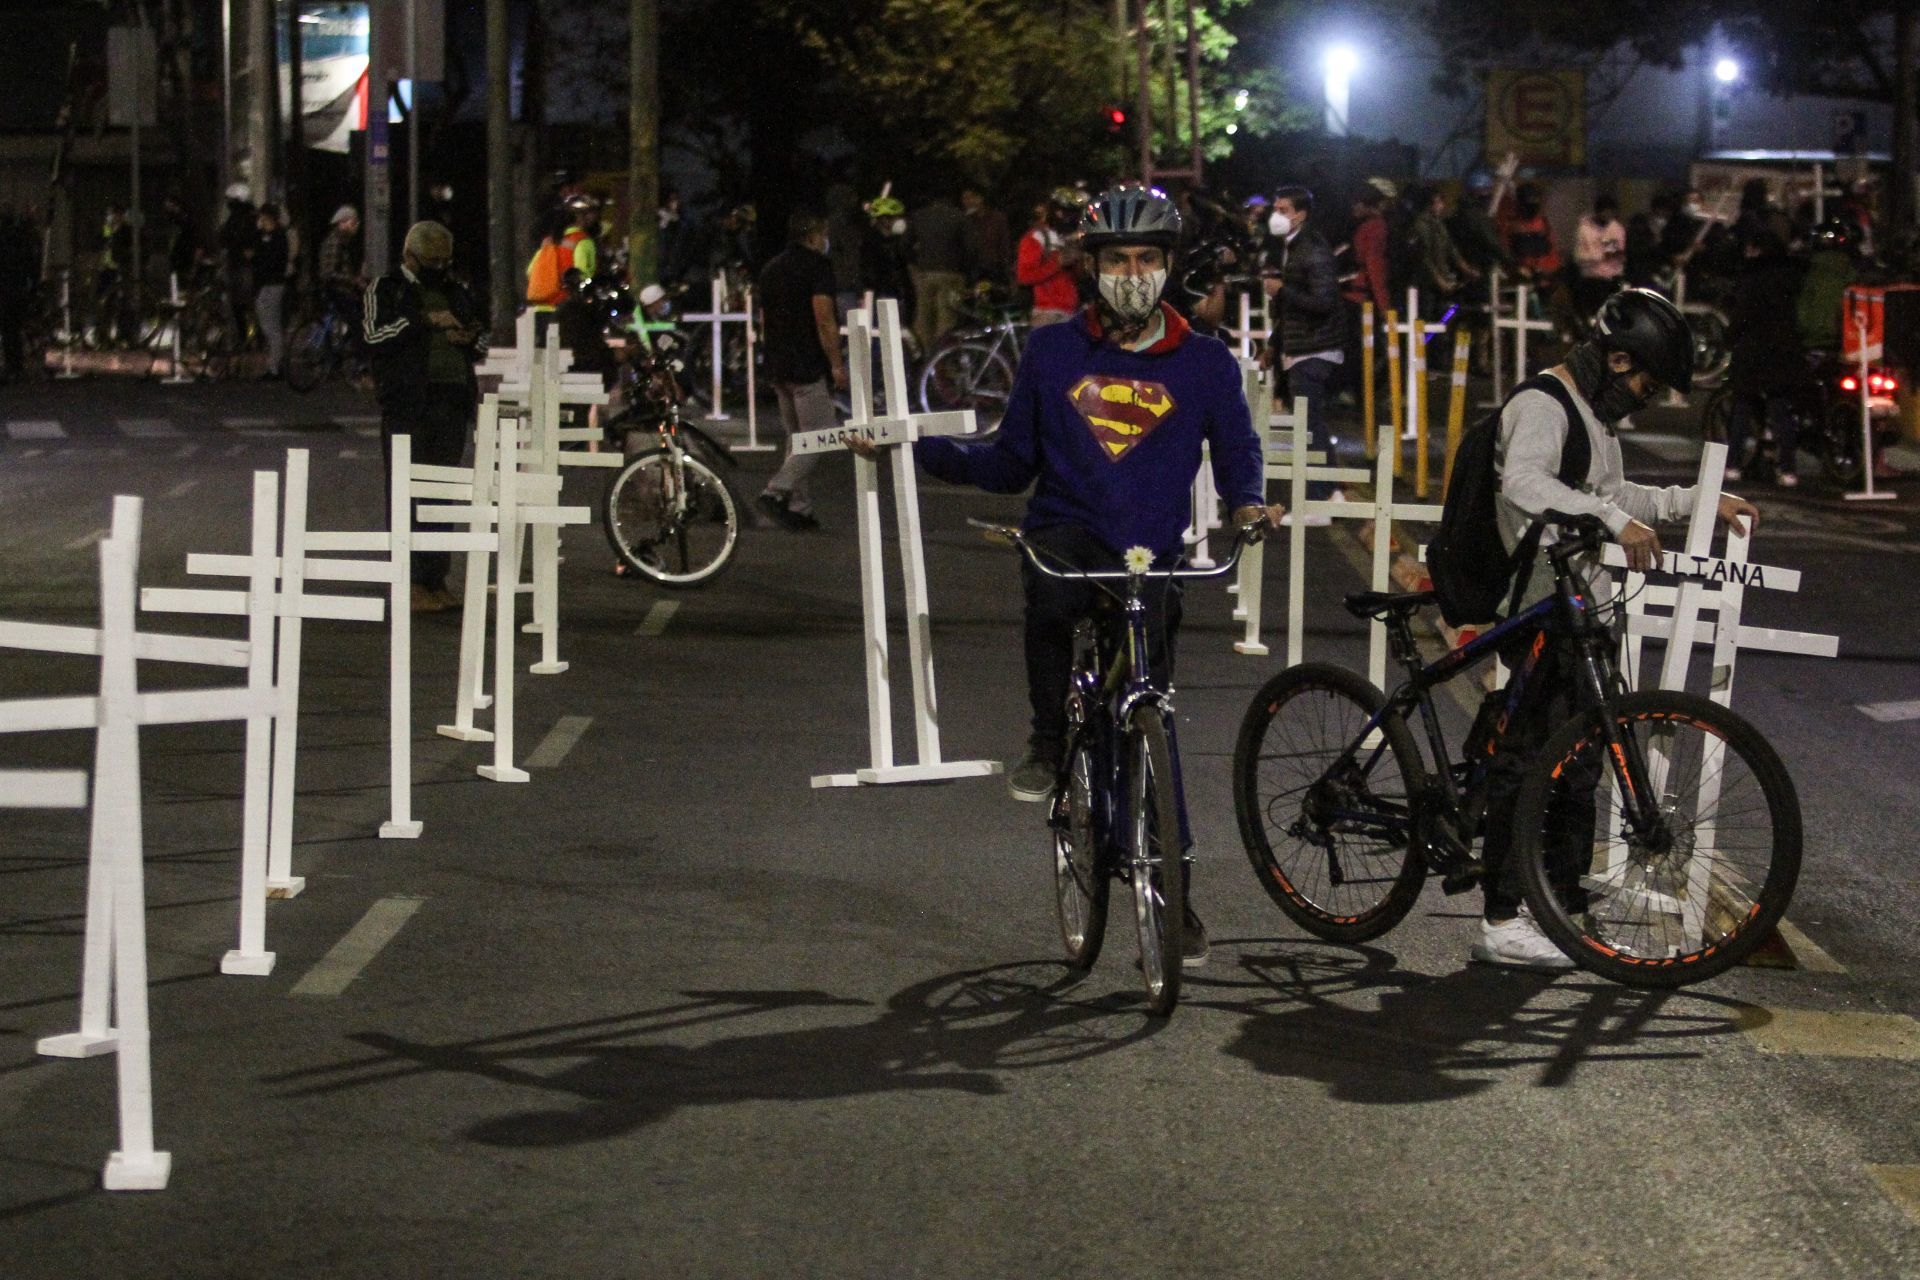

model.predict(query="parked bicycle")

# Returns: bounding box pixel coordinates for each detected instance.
[917,293,1030,416]
[972,516,1266,1016]
[287,292,370,392]
[1233,513,1800,988]
[601,329,741,588]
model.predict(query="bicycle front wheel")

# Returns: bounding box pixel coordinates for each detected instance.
[1128,707,1183,1017]
[1233,663,1427,943]
[285,320,332,392]
[602,447,740,588]
[1515,690,1801,988]
[1052,704,1109,972]
[918,342,1014,414]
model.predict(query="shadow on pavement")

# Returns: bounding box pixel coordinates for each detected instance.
[264,962,1166,1148]
[1193,936,1748,1102]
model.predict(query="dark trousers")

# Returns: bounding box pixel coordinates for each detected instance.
[1282,355,1340,499]
[381,383,474,588]
[1477,629,1601,920]
[1726,390,1799,477]
[0,295,24,379]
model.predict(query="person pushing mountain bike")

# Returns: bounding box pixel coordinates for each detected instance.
[853,183,1285,965]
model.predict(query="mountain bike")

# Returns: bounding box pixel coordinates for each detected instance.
[972,517,1266,1016]
[1233,513,1800,988]
[287,292,370,392]
[601,330,740,587]
[917,295,1029,416]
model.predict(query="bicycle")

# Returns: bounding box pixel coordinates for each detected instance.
[287,292,370,392]
[917,296,1030,416]
[601,329,741,588]
[970,516,1266,1016]
[1233,513,1801,988]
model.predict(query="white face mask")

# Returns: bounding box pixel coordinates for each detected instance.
[890,218,907,236]
[1097,267,1167,325]
[1268,210,1293,238]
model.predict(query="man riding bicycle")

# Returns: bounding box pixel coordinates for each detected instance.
[1476,287,1759,971]
[861,183,1284,964]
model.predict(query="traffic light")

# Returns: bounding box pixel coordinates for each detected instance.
[1104,106,1127,135]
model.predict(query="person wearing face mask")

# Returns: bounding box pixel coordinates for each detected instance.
[857,184,1286,966]
[1016,188,1088,327]
[1260,185,1345,515]
[1573,193,1627,318]
[1471,287,1759,970]
[363,221,488,612]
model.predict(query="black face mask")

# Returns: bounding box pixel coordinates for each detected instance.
[1566,342,1652,425]
[417,265,450,287]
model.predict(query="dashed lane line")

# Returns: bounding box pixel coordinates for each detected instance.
[6,420,65,440]
[173,442,200,459]
[289,896,425,997]
[64,527,107,551]
[116,418,182,438]
[161,478,201,500]
[20,447,42,459]
[525,715,593,768]
[1734,1005,1920,1059]
[1858,700,1920,723]
[635,600,680,636]
[222,416,298,435]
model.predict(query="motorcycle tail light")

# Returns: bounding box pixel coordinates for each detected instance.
[1841,375,1860,392]
[1871,373,1899,393]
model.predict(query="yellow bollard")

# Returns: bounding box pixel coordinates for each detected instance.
[1445,331,1472,493]
[1361,302,1377,460]
[1413,328,1430,497]
[1384,310,1403,478]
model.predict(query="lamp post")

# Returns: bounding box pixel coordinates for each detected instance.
[1324,44,1358,137]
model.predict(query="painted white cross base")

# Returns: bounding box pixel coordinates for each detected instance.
[797,298,1000,788]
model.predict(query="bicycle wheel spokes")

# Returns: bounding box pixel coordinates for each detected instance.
[1233,664,1425,943]
[603,450,739,589]
[1128,709,1183,1016]
[1516,693,1801,987]
[1052,733,1108,970]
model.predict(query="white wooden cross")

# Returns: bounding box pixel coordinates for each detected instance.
[142,449,385,910]
[1485,274,1557,404]
[794,298,1000,787]
[680,271,771,450]
[423,396,590,781]
[8,498,275,1190]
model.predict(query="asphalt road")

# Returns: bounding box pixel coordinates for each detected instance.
[5,377,1920,1278]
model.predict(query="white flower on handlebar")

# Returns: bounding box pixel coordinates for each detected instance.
[1124,546,1154,574]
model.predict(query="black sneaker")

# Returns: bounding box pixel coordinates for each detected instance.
[1181,905,1210,969]
[1007,740,1061,803]
[756,491,801,532]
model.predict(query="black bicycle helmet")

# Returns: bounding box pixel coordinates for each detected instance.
[1080,183,1183,252]
[1593,287,1694,394]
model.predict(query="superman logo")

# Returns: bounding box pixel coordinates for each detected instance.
[1068,376,1178,461]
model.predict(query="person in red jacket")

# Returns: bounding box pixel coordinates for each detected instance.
[1017,188,1088,327]
[1342,184,1392,315]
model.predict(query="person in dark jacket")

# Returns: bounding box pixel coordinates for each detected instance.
[1262,185,1346,505]
[362,221,487,610]
[1724,230,1807,486]
[252,204,292,378]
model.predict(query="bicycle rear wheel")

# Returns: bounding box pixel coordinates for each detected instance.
[918,342,1014,414]
[1515,690,1801,988]
[1233,663,1428,943]
[1052,703,1109,971]
[602,447,739,588]
[1128,707,1183,1017]
[285,319,332,392]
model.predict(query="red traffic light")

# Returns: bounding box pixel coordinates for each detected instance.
[1104,106,1127,133]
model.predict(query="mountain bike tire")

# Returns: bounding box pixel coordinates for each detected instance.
[602,448,739,589]
[1233,663,1428,943]
[1514,690,1801,988]
[1052,709,1109,972]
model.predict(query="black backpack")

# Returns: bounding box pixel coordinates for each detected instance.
[1427,374,1589,627]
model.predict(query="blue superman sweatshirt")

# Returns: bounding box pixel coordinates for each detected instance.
[913,305,1265,559]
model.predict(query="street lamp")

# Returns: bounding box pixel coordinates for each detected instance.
[1324,44,1359,137]
[1714,57,1740,84]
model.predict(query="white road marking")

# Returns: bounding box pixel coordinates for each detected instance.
[525,715,593,768]
[290,896,425,997]
[339,447,362,460]
[224,443,246,456]
[1858,699,1920,723]
[161,478,200,500]
[1773,918,1846,974]
[116,418,181,438]
[6,420,65,440]
[635,600,680,636]
[65,527,107,551]
[223,416,296,435]
[21,447,43,458]
[173,442,200,459]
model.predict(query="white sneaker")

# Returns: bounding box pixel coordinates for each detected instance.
[1470,909,1575,972]
[1724,466,1743,482]
[1777,472,1799,489]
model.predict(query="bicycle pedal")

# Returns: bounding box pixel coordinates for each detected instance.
[1440,861,1485,896]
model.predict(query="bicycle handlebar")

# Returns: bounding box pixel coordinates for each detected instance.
[966,517,1267,585]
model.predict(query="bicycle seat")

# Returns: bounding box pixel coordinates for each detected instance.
[1343,589,1435,622]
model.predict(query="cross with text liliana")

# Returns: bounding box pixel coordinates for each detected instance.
[793,298,1001,788]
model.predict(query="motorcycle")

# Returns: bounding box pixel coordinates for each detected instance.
[1700,350,1899,487]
